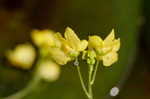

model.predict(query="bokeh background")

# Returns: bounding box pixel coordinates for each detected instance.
[0,0,150,99]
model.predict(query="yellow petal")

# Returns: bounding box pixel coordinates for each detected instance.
[53,33,62,48]
[55,32,67,45]
[112,38,120,52]
[102,39,120,54]
[102,51,118,67]
[88,35,103,49]
[103,29,120,54]
[79,40,88,51]
[6,44,36,69]
[55,32,63,40]
[55,32,74,54]
[48,47,71,65]
[102,41,113,54]
[64,27,81,51]
[61,41,75,55]
[104,29,115,42]
[88,35,103,55]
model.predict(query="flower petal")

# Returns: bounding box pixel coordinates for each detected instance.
[31,30,55,47]
[112,38,120,52]
[48,47,71,65]
[102,51,118,67]
[64,27,81,50]
[103,29,120,54]
[79,40,88,51]
[88,35,103,49]
[31,30,61,48]
[55,32,74,54]
[104,29,115,42]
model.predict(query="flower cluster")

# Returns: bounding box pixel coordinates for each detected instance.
[4,27,120,99]
[31,27,88,65]
[32,27,120,67]
[6,27,120,82]
[88,29,120,66]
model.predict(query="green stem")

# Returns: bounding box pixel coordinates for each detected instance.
[91,61,99,85]
[88,64,94,99]
[76,64,90,98]
[3,50,45,99]
[4,73,41,99]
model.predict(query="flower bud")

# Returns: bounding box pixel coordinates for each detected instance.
[38,60,60,82]
[31,30,61,48]
[6,44,36,69]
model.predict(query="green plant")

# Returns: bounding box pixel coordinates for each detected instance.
[4,27,120,99]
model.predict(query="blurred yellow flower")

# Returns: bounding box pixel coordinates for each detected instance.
[31,29,70,65]
[6,44,36,69]
[31,29,61,48]
[88,29,120,66]
[38,60,60,82]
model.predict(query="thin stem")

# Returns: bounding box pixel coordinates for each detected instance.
[4,50,45,99]
[4,73,41,99]
[88,64,94,99]
[76,63,90,98]
[91,61,99,85]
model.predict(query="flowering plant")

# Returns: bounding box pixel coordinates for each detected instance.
[6,27,120,99]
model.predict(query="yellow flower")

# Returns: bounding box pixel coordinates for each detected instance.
[31,29,70,65]
[102,51,118,66]
[31,27,88,65]
[38,60,60,82]
[56,27,88,59]
[88,29,120,66]
[6,44,36,69]
[31,29,61,48]
[102,29,120,55]
[88,35,103,55]
[64,27,88,52]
